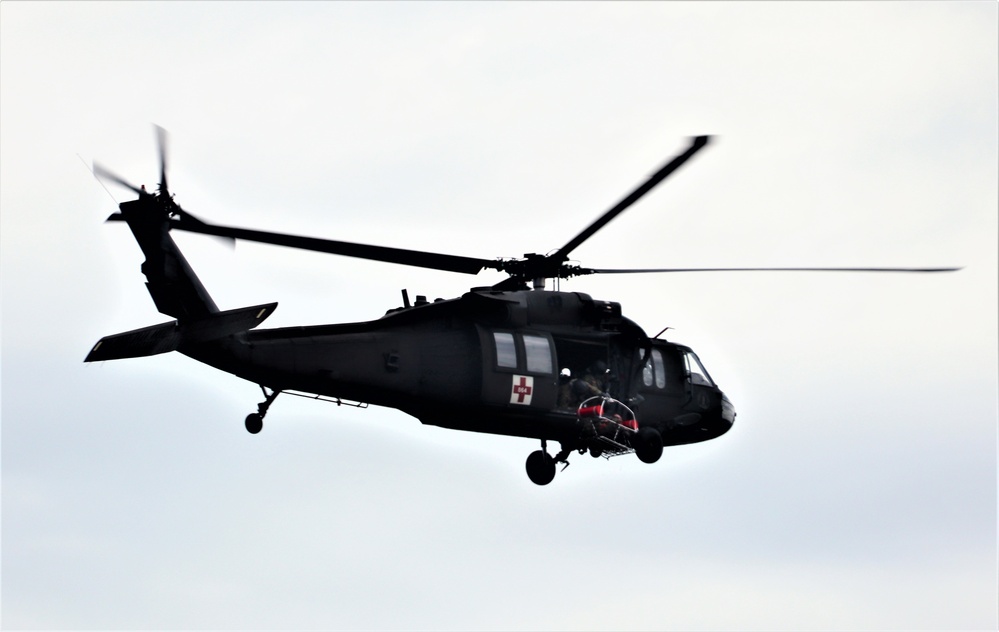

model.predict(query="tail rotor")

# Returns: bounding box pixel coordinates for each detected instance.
[93,124,213,230]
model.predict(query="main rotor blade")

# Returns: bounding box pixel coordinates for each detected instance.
[582,266,962,274]
[552,135,711,264]
[155,124,169,194]
[170,218,498,275]
[93,162,144,196]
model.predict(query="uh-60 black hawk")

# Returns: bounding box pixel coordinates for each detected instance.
[86,129,958,485]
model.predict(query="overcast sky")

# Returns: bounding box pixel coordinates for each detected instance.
[2,2,996,630]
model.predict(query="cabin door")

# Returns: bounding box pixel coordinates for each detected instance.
[635,345,686,415]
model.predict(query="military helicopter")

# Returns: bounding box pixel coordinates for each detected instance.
[86,129,958,485]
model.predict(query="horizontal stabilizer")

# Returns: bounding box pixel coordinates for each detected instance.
[85,302,277,362]
[181,302,278,343]
[85,321,181,361]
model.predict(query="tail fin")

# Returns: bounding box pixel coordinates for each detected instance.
[94,126,221,320]
[85,302,277,362]
[114,197,221,320]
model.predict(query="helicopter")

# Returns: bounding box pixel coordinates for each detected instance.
[85,129,958,485]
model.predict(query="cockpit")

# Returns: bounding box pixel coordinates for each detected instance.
[639,345,714,389]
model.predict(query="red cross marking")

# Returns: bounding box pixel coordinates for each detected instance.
[513,376,533,403]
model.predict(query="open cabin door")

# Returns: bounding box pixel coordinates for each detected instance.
[479,328,558,410]
[550,334,636,412]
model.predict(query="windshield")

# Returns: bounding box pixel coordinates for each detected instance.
[684,351,715,387]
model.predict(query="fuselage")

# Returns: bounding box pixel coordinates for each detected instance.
[182,289,736,448]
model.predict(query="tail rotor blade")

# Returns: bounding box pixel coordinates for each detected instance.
[93,161,145,196]
[155,124,169,194]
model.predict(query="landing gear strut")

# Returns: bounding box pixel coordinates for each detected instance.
[245,386,280,434]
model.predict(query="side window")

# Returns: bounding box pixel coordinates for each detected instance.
[492,331,554,374]
[641,351,654,387]
[639,349,668,389]
[523,335,553,374]
[494,332,517,369]
[652,349,666,389]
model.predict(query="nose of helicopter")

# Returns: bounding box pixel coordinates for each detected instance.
[721,392,736,425]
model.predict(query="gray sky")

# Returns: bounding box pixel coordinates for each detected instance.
[2,2,996,630]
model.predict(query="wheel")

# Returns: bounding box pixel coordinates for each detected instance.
[633,427,663,464]
[589,444,604,458]
[525,450,556,485]
[245,413,263,434]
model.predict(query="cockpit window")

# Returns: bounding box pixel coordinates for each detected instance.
[685,351,714,387]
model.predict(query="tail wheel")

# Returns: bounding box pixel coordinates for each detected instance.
[244,386,279,434]
[634,427,663,464]
[525,450,556,486]
[245,413,263,434]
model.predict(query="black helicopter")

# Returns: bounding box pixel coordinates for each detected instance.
[86,129,957,485]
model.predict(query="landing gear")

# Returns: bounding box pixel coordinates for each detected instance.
[525,440,572,485]
[245,386,280,434]
[245,413,263,434]
[633,426,663,464]
[525,450,556,486]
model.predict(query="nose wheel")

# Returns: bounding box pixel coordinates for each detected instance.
[245,386,280,434]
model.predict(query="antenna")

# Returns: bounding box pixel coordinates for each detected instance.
[653,326,673,339]
[79,154,118,204]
